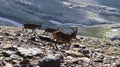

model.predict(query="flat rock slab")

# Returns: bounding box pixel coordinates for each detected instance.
[17,47,43,57]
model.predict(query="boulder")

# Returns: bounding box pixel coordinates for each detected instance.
[39,55,61,67]
[81,49,90,55]
[4,63,13,67]
[16,47,43,57]
[2,51,13,57]
[64,50,84,57]
[0,35,3,39]
[1,44,13,49]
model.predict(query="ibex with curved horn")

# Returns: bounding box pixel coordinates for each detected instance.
[53,27,77,46]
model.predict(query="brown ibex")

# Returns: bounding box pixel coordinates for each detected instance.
[53,27,76,47]
[22,23,41,33]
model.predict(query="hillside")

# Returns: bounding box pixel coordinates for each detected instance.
[0,0,120,27]
[0,26,119,67]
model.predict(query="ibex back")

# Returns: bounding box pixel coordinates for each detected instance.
[44,28,59,35]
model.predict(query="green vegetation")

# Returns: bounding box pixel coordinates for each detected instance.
[77,26,111,38]
[109,15,120,21]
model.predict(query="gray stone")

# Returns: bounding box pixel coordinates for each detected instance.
[73,43,86,49]
[29,37,39,42]
[4,32,11,36]
[81,49,90,55]
[79,44,86,49]
[0,35,3,39]
[5,63,13,67]
[73,44,80,48]
[2,51,13,57]
[15,33,23,36]
[39,55,61,67]
[1,44,13,49]
[10,54,21,60]
[21,39,28,42]
[17,47,43,57]
[94,49,104,53]
[8,36,15,40]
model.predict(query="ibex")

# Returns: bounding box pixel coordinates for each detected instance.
[44,28,59,35]
[53,27,76,47]
[22,23,41,33]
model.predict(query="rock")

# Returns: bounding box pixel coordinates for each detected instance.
[81,49,90,55]
[2,51,13,57]
[29,37,39,42]
[78,57,91,63]
[0,54,3,57]
[73,43,86,48]
[21,39,28,43]
[5,63,13,67]
[111,63,120,67]
[114,63,120,67]
[1,44,13,49]
[15,33,23,36]
[65,56,80,64]
[4,57,12,63]
[93,52,104,63]
[103,64,111,67]
[79,37,84,39]
[8,36,15,40]
[94,49,104,53]
[39,55,61,67]
[10,54,21,60]
[0,35,3,39]
[4,32,11,36]
[0,42,3,48]
[64,50,84,57]
[21,64,27,67]
[10,45,18,51]
[79,44,86,49]
[17,47,43,57]
[12,60,19,64]
[13,64,21,67]
[20,59,30,65]
[73,44,80,48]
[94,58,103,63]
[27,64,35,67]
[103,56,118,64]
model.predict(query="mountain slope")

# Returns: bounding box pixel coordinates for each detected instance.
[0,0,120,27]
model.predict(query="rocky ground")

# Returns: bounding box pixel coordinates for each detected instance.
[0,26,120,67]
